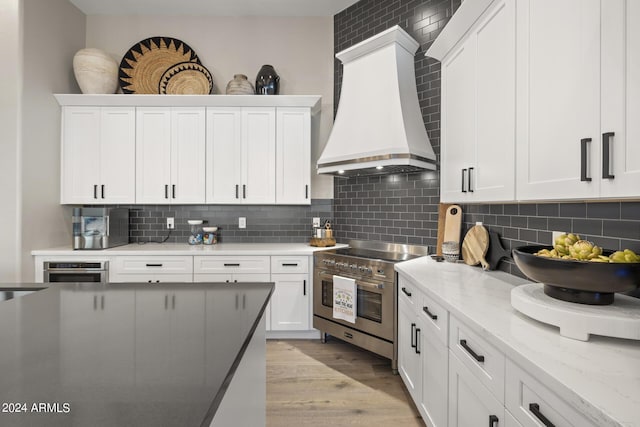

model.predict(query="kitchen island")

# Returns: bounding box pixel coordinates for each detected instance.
[0,281,273,427]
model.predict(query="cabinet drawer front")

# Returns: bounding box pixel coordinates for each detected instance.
[110,273,193,283]
[271,256,308,274]
[449,315,505,402]
[193,256,270,274]
[113,256,193,274]
[419,292,449,346]
[398,275,420,309]
[194,273,271,283]
[506,360,598,427]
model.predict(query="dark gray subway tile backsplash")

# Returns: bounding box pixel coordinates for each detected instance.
[118,200,332,244]
[333,0,640,279]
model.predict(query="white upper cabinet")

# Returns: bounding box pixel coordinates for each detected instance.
[516,0,601,200]
[56,95,319,206]
[136,107,206,204]
[517,0,640,200]
[61,106,135,204]
[206,107,276,204]
[600,0,640,198]
[276,108,311,205]
[435,0,516,203]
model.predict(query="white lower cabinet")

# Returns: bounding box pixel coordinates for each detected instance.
[398,272,594,427]
[449,350,504,427]
[134,289,206,386]
[398,276,449,427]
[270,273,309,331]
[506,360,598,427]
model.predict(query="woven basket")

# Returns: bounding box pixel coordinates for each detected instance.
[159,62,213,95]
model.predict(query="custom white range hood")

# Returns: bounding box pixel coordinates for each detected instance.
[317,25,437,177]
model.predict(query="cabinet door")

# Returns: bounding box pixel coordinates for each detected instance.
[242,108,276,204]
[206,108,243,203]
[60,107,101,204]
[100,107,136,203]
[472,0,515,202]
[449,351,504,427]
[419,324,448,427]
[136,108,172,204]
[269,273,309,331]
[276,108,311,204]
[440,43,475,203]
[171,107,205,204]
[600,0,640,197]
[397,297,422,402]
[516,0,601,200]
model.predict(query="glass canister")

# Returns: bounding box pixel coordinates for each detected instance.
[203,227,218,245]
[187,220,203,245]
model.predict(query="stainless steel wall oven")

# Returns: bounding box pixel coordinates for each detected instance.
[43,261,108,284]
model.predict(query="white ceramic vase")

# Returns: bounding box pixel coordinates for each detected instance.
[225,74,255,95]
[73,48,119,94]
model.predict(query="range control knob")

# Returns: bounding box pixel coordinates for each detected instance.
[366,267,373,274]
[350,264,358,270]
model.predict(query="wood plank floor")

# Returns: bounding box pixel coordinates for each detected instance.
[267,338,423,426]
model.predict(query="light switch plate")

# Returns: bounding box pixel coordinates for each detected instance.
[166,217,175,229]
[552,230,564,245]
[313,217,321,228]
[239,217,246,229]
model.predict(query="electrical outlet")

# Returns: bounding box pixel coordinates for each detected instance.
[166,217,175,230]
[313,217,321,228]
[552,230,564,245]
[239,217,246,229]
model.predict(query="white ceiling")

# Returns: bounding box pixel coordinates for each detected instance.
[69,0,361,16]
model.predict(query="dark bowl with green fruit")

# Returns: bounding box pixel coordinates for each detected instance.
[512,245,640,305]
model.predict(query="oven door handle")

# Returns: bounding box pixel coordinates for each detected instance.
[317,272,385,291]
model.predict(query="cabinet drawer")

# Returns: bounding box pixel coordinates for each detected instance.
[506,360,598,427]
[271,256,308,274]
[449,315,505,403]
[112,256,193,274]
[193,256,270,274]
[194,273,271,283]
[110,273,193,283]
[398,275,420,309]
[419,292,449,346]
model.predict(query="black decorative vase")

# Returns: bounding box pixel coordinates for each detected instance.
[255,65,280,95]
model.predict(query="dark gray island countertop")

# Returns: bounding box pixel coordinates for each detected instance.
[0,282,273,427]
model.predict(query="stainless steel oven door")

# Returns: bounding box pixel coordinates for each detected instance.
[313,269,394,341]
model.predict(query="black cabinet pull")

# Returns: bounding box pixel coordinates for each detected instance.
[461,168,467,192]
[303,279,306,296]
[401,287,412,297]
[164,184,169,199]
[172,294,175,309]
[93,184,98,199]
[305,184,309,199]
[243,184,246,199]
[468,167,474,192]
[529,403,555,427]
[423,306,438,320]
[93,295,97,310]
[235,184,239,199]
[602,132,615,179]
[101,184,105,199]
[172,184,176,199]
[580,138,592,182]
[224,263,240,267]
[489,415,499,427]
[415,328,421,354]
[164,294,168,310]
[235,294,239,309]
[101,295,104,310]
[460,339,485,362]
[282,263,298,267]
[410,323,416,348]
[146,263,163,267]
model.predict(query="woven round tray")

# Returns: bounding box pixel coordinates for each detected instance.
[159,62,213,95]
[119,37,201,94]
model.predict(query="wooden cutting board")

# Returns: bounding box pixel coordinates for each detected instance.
[461,224,490,270]
[436,204,462,255]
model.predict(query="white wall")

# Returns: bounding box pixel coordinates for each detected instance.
[19,0,85,281]
[0,0,22,282]
[86,15,335,199]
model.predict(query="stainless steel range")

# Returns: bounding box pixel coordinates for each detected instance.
[313,240,429,372]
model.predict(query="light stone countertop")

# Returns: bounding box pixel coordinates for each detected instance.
[31,242,348,257]
[395,256,640,427]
